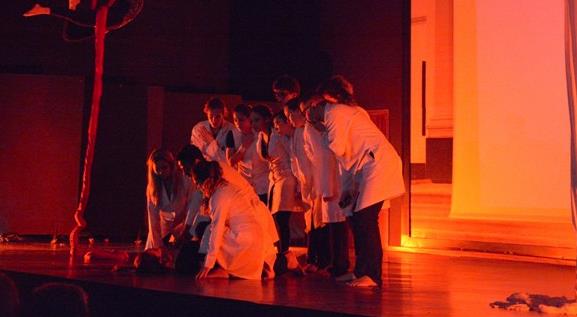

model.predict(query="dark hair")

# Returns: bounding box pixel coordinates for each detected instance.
[192,161,222,186]
[233,103,251,118]
[272,111,288,123]
[177,144,205,166]
[272,75,301,95]
[317,75,356,106]
[303,95,326,110]
[250,104,273,120]
[28,283,89,317]
[203,97,227,115]
[285,97,301,112]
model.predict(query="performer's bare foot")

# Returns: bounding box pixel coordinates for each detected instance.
[346,275,378,287]
[23,4,51,17]
[335,272,356,282]
[285,251,305,276]
[262,263,275,280]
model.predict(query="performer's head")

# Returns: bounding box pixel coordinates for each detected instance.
[232,103,252,134]
[273,111,293,137]
[272,75,300,104]
[147,149,175,180]
[250,104,273,133]
[26,283,89,317]
[176,144,205,177]
[317,75,355,106]
[283,97,306,128]
[147,149,179,206]
[203,97,227,130]
[191,160,223,196]
[303,95,327,132]
[0,273,19,317]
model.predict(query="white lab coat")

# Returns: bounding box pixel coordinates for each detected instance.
[302,124,349,223]
[290,127,314,201]
[257,130,304,214]
[203,183,278,280]
[145,172,201,249]
[189,160,259,243]
[324,103,405,212]
[190,120,240,162]
[199,161,276,253]
[233,132,270,196]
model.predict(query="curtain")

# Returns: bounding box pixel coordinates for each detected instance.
[564,0,577,230]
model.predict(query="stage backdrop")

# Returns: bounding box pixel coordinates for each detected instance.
[0,74,84,235]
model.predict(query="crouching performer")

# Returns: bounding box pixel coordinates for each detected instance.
[192,161,278,280]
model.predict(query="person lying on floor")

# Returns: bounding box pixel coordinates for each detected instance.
[191,160,278,280]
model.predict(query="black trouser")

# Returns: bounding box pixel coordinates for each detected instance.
[349,201,384,286]
[174,221,210,275]
[328,221,349,276]
[307,223,331,269]
[273,211,292,254]
[174,240,204,275]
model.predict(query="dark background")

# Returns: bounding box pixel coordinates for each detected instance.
[0,0,409,240]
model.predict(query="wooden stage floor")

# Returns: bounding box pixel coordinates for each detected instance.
[0,242,575,316]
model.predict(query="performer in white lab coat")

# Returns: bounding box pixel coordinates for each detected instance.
[311,75,405,287]
[190,97,239,162]
[192,160,278,280]
[176,144,279,273]
[251,105,304,271]
[145,149,201,250]
[292,96,352,276]
[283,98,333,273]
[272,74,301,105]
[226,104,270,203]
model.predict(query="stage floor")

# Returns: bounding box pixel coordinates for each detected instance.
[0,242,574,316]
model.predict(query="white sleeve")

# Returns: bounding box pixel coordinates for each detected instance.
[203,190,230,269]
[191,124,223,162]
[339,163,354,194]
[203,140,223,162]
[190,124,205,150]
[184,189,203,227]
[325,106,351,158]
[295,134,313,198]
[145,198,162,250]
[305,128,334,198]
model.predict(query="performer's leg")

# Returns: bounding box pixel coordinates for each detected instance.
[316,225,332,270]
[329,221,350,276]
[273,211,291,254]
[350,201,384,286]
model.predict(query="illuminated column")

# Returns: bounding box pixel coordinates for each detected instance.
[451,0,570,222]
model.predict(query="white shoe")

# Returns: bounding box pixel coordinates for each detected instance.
[346,275,378,287]
[335,272,356,282]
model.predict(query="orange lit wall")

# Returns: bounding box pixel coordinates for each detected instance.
[452,0,570,223]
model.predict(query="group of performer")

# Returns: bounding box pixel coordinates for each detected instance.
[143,75,405,287]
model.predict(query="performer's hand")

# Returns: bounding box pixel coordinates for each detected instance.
[196,266,211,279]
[198,127,215,144]
[338,190,355,209]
